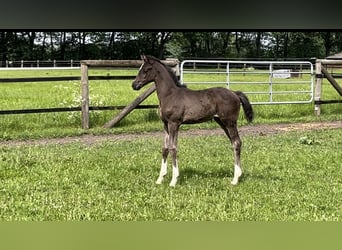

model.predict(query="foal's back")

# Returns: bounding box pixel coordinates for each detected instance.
[177,86,240,109]
[162,86,241,124]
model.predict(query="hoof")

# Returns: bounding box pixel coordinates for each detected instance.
[169,179,177,187]
[231,173,242,185]
[231,179,239,185]
[156,178,163,185]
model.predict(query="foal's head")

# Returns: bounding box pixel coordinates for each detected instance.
[132,55,156,90]
[132,55,183,90]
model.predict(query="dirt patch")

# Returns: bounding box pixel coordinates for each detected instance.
[239,120,342,136]
[1,121,341,147]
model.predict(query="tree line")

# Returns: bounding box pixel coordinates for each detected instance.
[1,32,341,65]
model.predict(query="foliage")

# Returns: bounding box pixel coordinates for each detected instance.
[1,32,342,64]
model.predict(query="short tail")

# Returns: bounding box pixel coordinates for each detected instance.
[234,91,254,123]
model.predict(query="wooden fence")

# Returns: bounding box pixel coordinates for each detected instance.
[0,75,139,115]
[1,58,339,129]
[0,59,180,129]
[80,59,179,129]
[314,59,342,116]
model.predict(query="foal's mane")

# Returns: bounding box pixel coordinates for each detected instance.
[146,55,185,88]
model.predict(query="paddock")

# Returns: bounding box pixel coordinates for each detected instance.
[0,59,341,222]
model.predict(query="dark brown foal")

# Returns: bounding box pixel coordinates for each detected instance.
[132,55,253,187]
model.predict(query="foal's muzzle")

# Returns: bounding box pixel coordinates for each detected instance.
[132,81,142,90]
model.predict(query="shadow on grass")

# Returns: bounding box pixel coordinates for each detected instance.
[178,167,232,185]
[178,167,283,185]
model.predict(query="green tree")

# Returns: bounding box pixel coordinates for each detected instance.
[287,32,325,58]
[1,31,341,63]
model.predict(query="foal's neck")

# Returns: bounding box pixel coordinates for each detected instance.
[154,63,179,100]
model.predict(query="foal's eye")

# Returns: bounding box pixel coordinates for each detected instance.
[143,66,152,73]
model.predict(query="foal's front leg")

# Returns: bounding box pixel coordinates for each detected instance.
[168,123,179,187]
[156,129,169,185]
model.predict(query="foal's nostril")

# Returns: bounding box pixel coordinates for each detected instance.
[132,81,141,90]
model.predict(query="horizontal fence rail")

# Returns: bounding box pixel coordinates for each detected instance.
[0,59,179,130]
[0,105,159,115]
[0,75,136,83]
[0,60,80,68]
[0,63,141,116]
[180,60,314,105]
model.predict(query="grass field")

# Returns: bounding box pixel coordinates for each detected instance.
[0,68,341,140]
[0,129,341,221]
[0,68,341,221]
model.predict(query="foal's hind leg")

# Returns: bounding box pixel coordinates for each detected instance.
[156,123,169,184]
[227,122,242,185]
[214,118,242,185]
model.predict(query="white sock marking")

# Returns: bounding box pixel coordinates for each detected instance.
[231,164,242,185]
[156,159,167,184]
[169,161,179,187]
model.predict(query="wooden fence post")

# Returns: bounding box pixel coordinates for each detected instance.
[314,60,322,116]
[81,63,90,129]
[78,59,179,129]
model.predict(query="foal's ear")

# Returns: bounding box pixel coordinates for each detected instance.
[141,54,147,61]
[145,55,155,64]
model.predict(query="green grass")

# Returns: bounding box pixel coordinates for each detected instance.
[0,67,341,222]
[0,129,341,221]
[1,68,341,140]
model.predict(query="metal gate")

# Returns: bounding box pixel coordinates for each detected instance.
[180,60,314,105]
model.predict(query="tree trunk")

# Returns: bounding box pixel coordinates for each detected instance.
[0,32,7,65]
[59,32,67,60]
[79,32,87,59]
[49,32,55,59]
[158,32,172,58]
[222,32,231,56]
[274,33,280,58]
[27,31,36,59]
[283,32,289,58]
[255,32,262,57]
[40,32,47,59]
[235,32,242,57]
[322,32,333,57]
